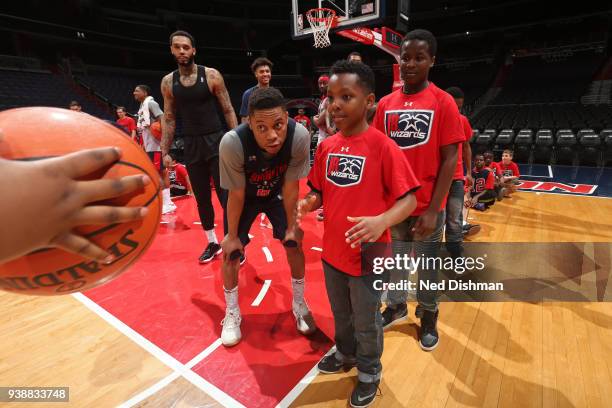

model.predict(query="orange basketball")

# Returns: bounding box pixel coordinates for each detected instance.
[150,121,162,141]
[0,107,161,296]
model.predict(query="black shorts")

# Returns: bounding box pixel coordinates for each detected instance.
[146,151,164,173]
[238,198,287,246]
[170,187,188,197]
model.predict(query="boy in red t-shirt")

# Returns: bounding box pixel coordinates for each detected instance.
[293,108,311,130]
[167,153,193,197]
[372,29,464,351]
[116,106,138,144]
[484,150,504,200]
[443,86,475,258]
[296,61,419,408]
[498,149,520,197]
[469,154,496,211]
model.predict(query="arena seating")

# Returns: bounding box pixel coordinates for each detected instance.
[0,69,111,118]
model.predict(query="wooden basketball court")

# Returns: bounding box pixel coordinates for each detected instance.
[1,190,611,407]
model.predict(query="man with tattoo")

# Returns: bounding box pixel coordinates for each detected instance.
[161,30,239,264]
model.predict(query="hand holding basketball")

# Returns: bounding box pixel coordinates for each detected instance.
[0,148,150,264]
[0,107,162,296]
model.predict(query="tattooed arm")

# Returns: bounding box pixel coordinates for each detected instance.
[160,73,176,168]
[208,67,238,130]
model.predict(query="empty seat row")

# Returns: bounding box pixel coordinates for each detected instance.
[470,128,612,166]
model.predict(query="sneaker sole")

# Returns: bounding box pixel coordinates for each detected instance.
[350,398,375,408]
[317,364,356,374]
[382,314,408,330]
[221,337,241,347]
[419,339,439,352]
[199,248,223,264]
[464,225,481,237]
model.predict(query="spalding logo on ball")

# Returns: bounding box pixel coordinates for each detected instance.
[0,107,162,295]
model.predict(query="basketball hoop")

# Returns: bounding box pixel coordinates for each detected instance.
[306,8,337,48]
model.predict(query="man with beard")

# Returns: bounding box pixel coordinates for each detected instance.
[161,31,239,263]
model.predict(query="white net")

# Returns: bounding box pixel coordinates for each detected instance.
[306,8,336,48]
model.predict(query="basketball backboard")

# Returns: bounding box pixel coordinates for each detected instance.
[291,0,384,40]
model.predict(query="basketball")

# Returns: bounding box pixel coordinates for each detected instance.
[0,107,162,296]
[150,121,162,141]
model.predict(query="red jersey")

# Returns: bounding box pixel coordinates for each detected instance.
[117,117,136,134]
[486,162,502,178]
[294,114,311,129]
[169,163,189,191]
[471,167,495,193]
[498,161,520,178]
[308,126,420,276]
[453,114,472,180]
[373,83,464,215]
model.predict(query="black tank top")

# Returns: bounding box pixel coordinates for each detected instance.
[172,65,223,137]
[235,118,296,203]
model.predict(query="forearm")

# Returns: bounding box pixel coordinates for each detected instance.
[226,189,245,237]
[161,115,176,156]
[462,142,472,174]
[223,108,238,130]
[380,194,417,228]
[427,145,458,212]
[282,182,299,230]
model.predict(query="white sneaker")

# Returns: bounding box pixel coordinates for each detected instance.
[162,202,177,214]
[221,309,242,347]
[293,301,317,335]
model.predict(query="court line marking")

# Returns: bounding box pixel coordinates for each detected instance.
[117,372,180,408]
[251,280,272,307]
[262,246,273,262]
[72,293,245,408]
[186,338,223,369]
[311,247,322,252]
[275,346,335,408]
[518,189,610,199]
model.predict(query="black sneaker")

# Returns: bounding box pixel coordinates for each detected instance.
[317,353,355,374]
[418,308,440,351]
[381,303,408,329]
[350,381,380,408]
[199,242,222,264]
[462,223,481,237]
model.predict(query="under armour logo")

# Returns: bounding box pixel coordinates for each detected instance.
[404,101,413,107]
[340,146,350,152]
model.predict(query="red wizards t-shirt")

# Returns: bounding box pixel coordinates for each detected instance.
[453,114,473,180]
[498,161,520,178]
[373,83,464,215]
[169,163,189,190]
[117,117,136,133]
[308,126,420,276]
[487,162,502,178]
